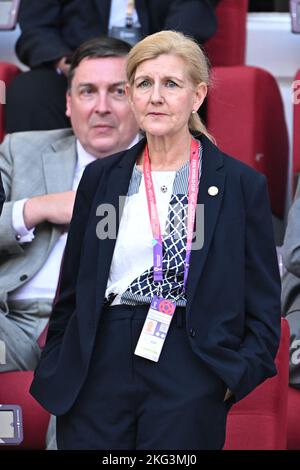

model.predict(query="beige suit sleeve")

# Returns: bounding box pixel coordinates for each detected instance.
[282,180,300,278]
[0,135,26,255]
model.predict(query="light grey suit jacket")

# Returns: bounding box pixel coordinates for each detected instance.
[281,180,300,387]
[0,129,77,313]
[282,180,300,316]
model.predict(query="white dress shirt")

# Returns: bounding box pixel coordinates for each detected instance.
[105,169,176,304]
[9,141,96,300]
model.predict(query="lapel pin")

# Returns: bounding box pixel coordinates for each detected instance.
[208,186,219,196]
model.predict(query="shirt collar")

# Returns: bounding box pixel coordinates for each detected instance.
[76,140,97,172]
[76,134,141,170]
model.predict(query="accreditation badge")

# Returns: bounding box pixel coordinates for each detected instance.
[134,296,176,362]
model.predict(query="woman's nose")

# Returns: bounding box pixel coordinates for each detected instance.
[150,83,164,103]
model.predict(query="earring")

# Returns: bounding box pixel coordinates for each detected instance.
[192,110,197,114]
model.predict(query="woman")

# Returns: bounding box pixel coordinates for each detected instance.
[31,31,281,450]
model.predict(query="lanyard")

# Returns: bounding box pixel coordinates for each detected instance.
[126,0,135,27]
[143,138,200,290]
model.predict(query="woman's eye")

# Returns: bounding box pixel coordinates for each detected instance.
[166,80,177,88]
[137,80,151,89]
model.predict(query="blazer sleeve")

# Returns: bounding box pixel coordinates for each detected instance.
[163,0,218,44]
[0,171,5,217]
[232,173,281,402]
[43,162,100,350]
[282,180,300,278]
[0,135,26,255]
[16,0,73,67]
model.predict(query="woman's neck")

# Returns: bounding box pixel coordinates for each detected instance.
[139,129,193,171]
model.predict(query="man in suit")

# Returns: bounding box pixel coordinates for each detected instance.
[6,0,219,133]
[0,36,139,373]
[282,180,300,387]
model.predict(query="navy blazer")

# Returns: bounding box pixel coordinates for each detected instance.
[30,136,281,416]
[16,0,218,68]
[0,171,5,216]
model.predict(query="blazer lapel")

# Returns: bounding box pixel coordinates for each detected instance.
[186,136,226,308]
[42,135,77,195]
[93,136,225,315]
[95,139,146,314]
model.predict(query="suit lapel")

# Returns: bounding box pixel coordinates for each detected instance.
[186,137,226,308]
[95,139,146,313]
[93,136,225,315]
[94,0,112,33]
[42,136,77,195]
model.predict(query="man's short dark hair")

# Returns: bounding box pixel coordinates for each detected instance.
[67,36,132,89]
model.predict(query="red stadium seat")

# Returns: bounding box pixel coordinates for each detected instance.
[0,63,21,142]
[0,371,50,449]
[224,318,290,450]
[287,386,300,449]
[293,69,300,191]
[205,0,248,67]
[205,1,288,218]
[207,66,289,219]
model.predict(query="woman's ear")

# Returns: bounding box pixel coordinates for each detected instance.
[194,82,208,112]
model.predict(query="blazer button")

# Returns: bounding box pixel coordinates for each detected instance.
[20,274,28,282]
[189,328,196,338]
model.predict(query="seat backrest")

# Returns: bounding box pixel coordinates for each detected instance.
[0,371,50,449]
[0,62,21,142]
[287,386,300,450]
[207,65,289,218]
[293,69,300,191]
[205,0,248,66]
[224,318,290,450]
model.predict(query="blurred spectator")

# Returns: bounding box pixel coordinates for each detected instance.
[282,180,300,387]
[6,0,218,133]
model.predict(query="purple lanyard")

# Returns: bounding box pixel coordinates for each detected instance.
[143,138,200,291]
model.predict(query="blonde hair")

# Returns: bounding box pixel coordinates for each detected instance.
[126,30,214,141]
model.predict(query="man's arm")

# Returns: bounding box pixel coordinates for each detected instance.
[0,134,75,255]
[23,192,75,229]
[15,0,73,68]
